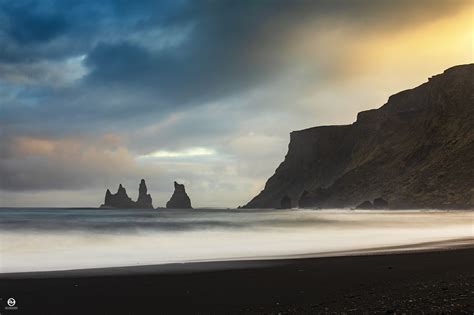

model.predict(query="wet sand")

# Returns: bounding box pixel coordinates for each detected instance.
[0,241,473,314]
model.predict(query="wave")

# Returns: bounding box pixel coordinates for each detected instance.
[0,208,472,273]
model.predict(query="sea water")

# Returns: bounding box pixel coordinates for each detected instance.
[0,208,472,273]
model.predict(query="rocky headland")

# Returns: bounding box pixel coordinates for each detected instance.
[166,181,193,209]
[244,64,474,209]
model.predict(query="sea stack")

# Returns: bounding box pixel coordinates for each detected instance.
[135,179,154,209]
[100,184,135,208]
[166,181,192,209]
[100,179,154,209]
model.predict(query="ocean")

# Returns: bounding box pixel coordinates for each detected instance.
[0,208,472,273]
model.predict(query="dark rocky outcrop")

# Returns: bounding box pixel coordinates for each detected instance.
[244,64,474,209]
[373,197,388,209]
[356,197,388,210]
[100,179,154,209]
[356,198,388,210]
[356,200,374,210]
[100,184,136,208]
[135,179,153,209]
[280,195,292,209]
[166,181,192,209]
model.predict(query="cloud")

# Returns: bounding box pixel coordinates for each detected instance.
[0,134,137,191]
[0,55,87,87]
[137,147,217,160]
[2,0,471,132]
[1,1,69,44]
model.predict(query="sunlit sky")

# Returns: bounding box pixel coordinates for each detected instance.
[1,0,472,207]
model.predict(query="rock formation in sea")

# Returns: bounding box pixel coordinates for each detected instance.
[166,181,192,209]
[355,198,389,210]
[135,179,154,209]
[100,179,154,209]
[100,184,136,208]
[244,64,474,209]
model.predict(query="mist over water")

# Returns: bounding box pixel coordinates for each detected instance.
[0,208,472,273]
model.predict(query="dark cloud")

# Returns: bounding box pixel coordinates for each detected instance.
[1,0,469,130]
[0,0,188,63]
[83,0,469,106]
[1,0,468,64]
[0,1,84,62]
[2,2,69,44]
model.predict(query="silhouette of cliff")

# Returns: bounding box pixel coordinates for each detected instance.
[245,64,474,209]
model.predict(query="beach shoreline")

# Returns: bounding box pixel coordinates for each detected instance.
[1,237,473,278]
[1,241,473,314]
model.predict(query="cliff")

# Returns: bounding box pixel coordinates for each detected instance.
[245,64,474,209]
[166,181,192,209]
[100,179,154,209]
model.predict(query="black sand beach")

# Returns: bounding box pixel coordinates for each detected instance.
[1,243,473,314]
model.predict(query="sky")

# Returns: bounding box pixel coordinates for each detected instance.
[0,0,472,208]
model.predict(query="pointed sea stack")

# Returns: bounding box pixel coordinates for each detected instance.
[135,179,154,209]
[100,184,135,208]
[166,181,192,209]
[100,179,154,209]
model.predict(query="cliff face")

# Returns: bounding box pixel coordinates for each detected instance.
[100,179,154,209]
[166,181,192,209]
[245,64,474,209]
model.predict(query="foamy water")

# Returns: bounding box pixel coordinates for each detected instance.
[0,208,472,273]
